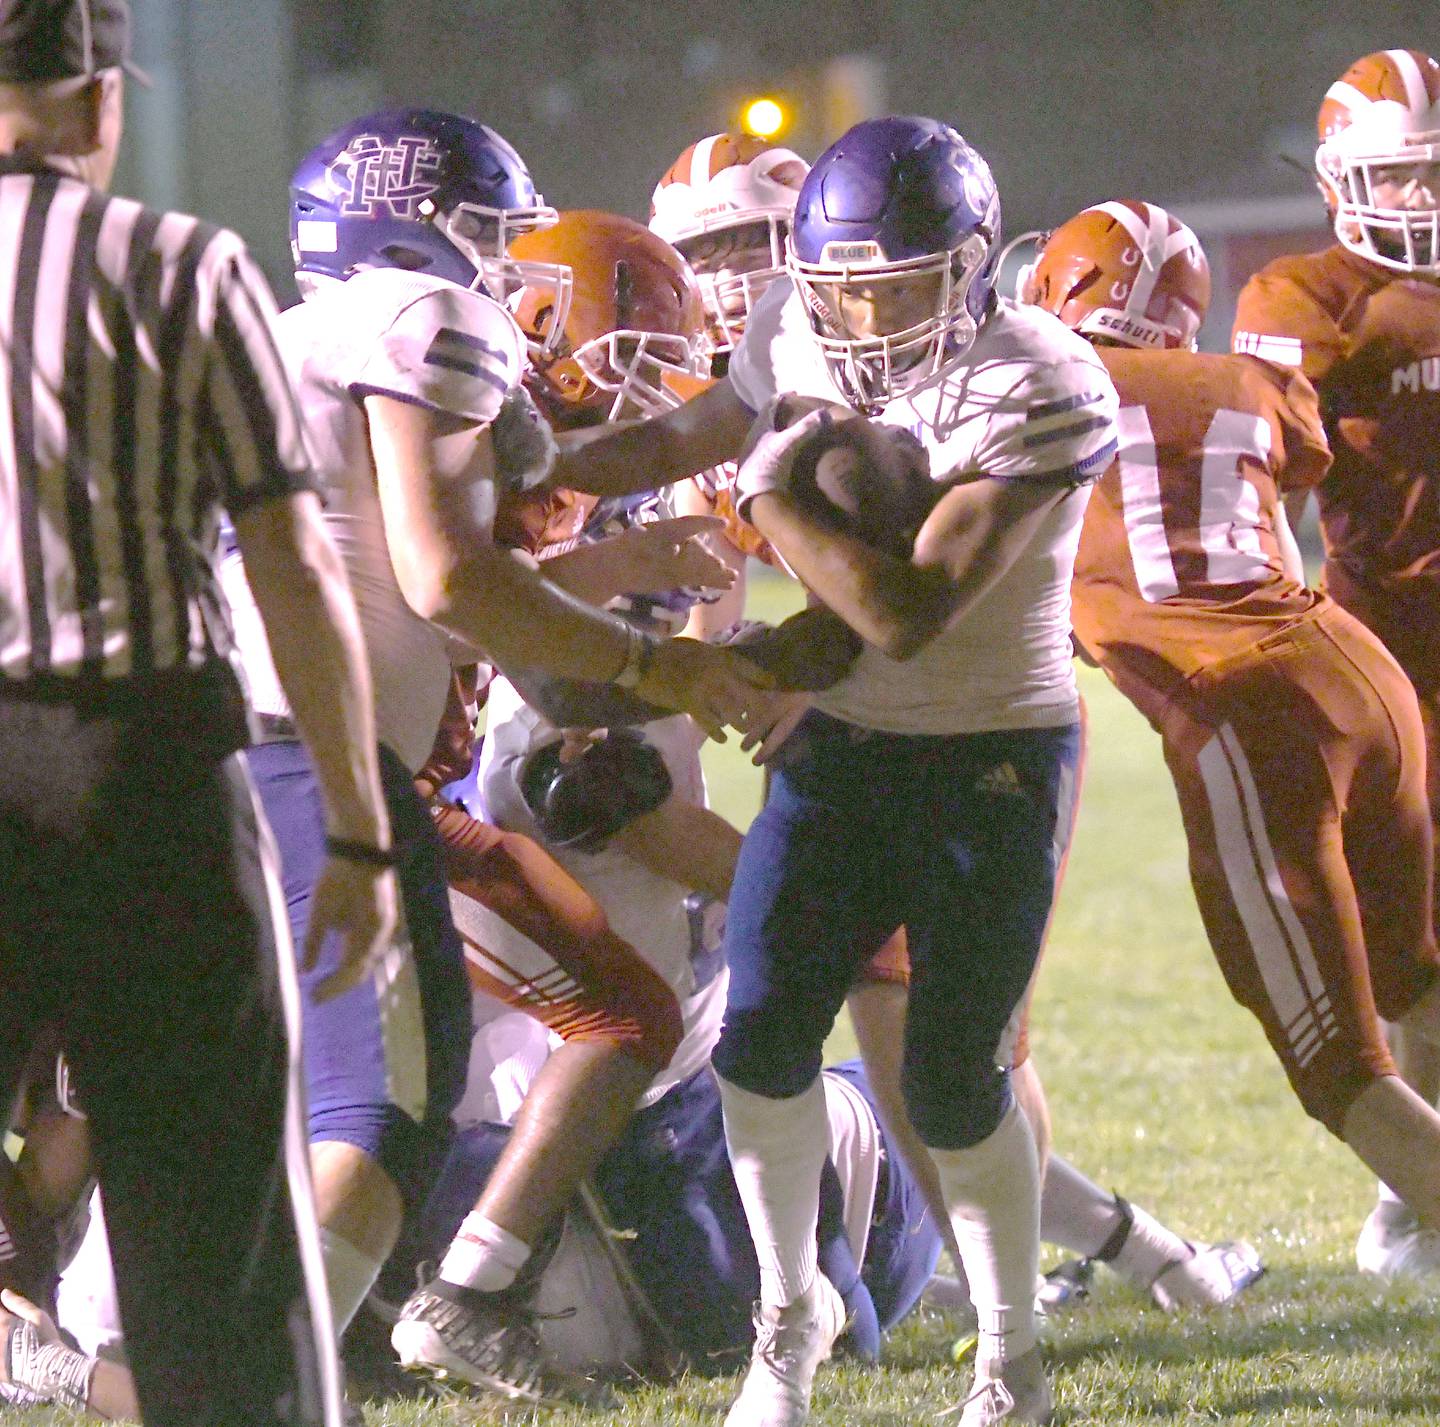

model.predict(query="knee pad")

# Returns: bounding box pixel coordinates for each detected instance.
[902,1060,1012,1152]
[712,1008,826,1100]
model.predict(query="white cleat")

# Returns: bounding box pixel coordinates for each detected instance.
[1355,1206,1440,1282]
[724,1273,846,1427]
[939,1345,1054,1426]
[1150,1240,1264,1309]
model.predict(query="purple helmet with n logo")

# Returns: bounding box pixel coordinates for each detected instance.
[289,107,570,345]
[787,115,1002,411]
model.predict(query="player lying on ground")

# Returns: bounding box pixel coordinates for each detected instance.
[1232,48,1440,1283]
[1024,198,1440,1268]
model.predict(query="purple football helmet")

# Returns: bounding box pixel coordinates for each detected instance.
[787,115,1002,411]
[289,106,571,349]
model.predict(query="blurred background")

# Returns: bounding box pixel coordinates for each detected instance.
[121,1,1438,345]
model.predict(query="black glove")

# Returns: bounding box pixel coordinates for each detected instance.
[720,606,862,691]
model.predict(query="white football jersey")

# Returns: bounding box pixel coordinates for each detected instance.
[464,676,727,1109]
[229,268,527,772]
[728,283,1119,734]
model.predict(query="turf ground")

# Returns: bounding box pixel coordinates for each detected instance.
[20,571,1440,1424]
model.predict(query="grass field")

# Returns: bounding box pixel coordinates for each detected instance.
[18,572,1440,1425]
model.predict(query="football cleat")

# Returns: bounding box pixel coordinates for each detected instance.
[939,1345,1054,1426]
[1149,1240,1264,1310]
[391,1278,610,1407]
[1355,1206,1440,1282]
[1034,1257,1094,1316]
[724,1273,846,1427]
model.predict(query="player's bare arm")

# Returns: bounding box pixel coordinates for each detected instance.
[748,473,1068,662]
[549,379,753,498]
[366,393,777,740]
[232,490,398,996]
[539,513,735,606]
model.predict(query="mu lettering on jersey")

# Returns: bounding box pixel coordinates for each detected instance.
[1233,246,1440,603]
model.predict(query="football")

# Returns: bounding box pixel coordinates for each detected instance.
[766,396,939,558]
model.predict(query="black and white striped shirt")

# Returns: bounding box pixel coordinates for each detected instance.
[0,157,314,687]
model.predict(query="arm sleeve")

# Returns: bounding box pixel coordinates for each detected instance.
[1274,367,1334,492]
[350,285,526,426]
[1232,271,1345,385]
[969,356,1120,486]
[726,282,792,415]
[199,237,318,517]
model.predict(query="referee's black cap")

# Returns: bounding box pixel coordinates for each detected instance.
[0,0,149,87]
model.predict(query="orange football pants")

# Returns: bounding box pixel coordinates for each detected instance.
[1154,603,1439,1135]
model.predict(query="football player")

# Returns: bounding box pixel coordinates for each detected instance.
[1025,200,1440,1295]
[225,104,774,1395]
[389,211,746,1400]
[1230,49,1440,1282]
[546,116,1119,1427]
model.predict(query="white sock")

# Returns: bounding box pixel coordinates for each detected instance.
[931,1103,1040,1370]
[1040,1154,1130,1258]
[438,1212,531,1293]
[718,1073,828,1309]
[1374,1182,1415,1229]
[1107,1203,1194,1291]
[319,1227,385,1336]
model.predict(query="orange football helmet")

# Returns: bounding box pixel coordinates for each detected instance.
[510,210,710,423]
[649,133,809,352]
[1316,49,1440,273]
[1020,200,1211,351]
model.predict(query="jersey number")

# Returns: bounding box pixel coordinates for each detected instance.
[1118,406,1272,602]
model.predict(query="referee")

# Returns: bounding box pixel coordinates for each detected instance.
[0,3,398,1425]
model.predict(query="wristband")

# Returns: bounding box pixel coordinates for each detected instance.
[325,836,399,868]
[613,624,659,690]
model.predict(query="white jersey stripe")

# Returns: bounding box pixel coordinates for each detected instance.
[1116,404,1179,601]
[1197,724,1334,1068]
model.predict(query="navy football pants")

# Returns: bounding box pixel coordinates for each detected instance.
[713,712,1080,1150]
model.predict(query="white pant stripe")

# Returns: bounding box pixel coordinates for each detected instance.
[1196,725,1336,1065]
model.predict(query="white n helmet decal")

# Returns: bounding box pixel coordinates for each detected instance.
[334,134,445,220]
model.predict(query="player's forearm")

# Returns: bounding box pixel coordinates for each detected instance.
[549,422,707,498]
[613,798,742,902]
[748,492,955,659]
[235,497,390,847]
[550,384,751,498]
[422,541,639,685]
[537,536,637,605]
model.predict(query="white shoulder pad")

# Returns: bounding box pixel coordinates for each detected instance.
[348,271,525,426]
[725,279,806,411]
[972,308,1119,484]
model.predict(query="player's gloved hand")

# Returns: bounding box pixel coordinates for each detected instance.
[612,514,735,597]
[720,606,862,691]
[634,636,780,743]
[305,856,400,1002]
[734,403,838,522]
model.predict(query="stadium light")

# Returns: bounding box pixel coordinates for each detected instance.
[740,95,790,140]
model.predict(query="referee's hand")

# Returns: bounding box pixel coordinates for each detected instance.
[304,859,400,1001]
